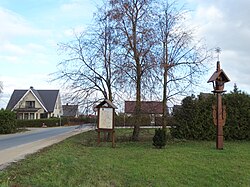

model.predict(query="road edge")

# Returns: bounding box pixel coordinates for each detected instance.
[0,128,90,170]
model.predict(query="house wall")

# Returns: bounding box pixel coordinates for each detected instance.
[16,91,43,109]
[13,91,45,119]
[52,94,63,117]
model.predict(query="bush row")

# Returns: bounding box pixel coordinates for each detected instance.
[171,90,250,141]
[15,114,173,128]
[16,118,67,128]
[16,116,98,128]
[115,114,151,126]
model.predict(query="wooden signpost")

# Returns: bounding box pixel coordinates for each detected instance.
[95,99,117,148]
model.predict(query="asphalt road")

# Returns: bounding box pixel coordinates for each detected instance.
[0,124,95,170]
[0,125,93,151]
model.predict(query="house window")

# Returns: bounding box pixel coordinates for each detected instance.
[30,113,35,119]
[26,101,35,108]
[40,113,48,119]
[24,113,29,119]
[18,113,23,120]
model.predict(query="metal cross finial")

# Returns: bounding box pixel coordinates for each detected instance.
[215,47,221,61]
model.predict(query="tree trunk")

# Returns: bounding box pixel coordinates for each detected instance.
[162,68,168,129]
[131,64,142,141]
[162,39,168,129]
[108,84,113,102]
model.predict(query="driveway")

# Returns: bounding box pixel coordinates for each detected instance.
[0,124,94,170]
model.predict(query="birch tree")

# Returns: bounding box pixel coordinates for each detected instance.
[107,0,157,141]
[156,0,211,128]
[0,81,2,98]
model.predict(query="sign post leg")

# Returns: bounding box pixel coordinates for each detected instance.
[98,131,101,145]
[112,131,115,148]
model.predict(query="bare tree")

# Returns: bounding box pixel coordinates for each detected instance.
[54,4,117,112]
[107,0,157,141]
[156,0,211,128]
[0,81,2,98]
[54,0,211,140]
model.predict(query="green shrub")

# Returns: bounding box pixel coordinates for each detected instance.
[17,118,68,128]
[171,94,216,140]
[224,91,250,140]
[0,109,17,134]
[64,116,97,126]
[115,114,151,126]
[153,128,166,148]
[171,90,250,141]
[16,116,97,128]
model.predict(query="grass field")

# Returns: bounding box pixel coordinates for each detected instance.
[0,129,250,187]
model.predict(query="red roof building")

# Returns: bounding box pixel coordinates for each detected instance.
[125,101,163,114]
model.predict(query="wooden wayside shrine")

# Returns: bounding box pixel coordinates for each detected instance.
[207,61,230,149]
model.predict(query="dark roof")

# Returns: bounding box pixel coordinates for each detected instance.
[95,99,117,109]
[37,90,59,112]
[62,104,78,117]
[30,87,46,108]
[6,90,27,110]
[207,69,230,83]
[6,88,59,112]
[125,101,163,114]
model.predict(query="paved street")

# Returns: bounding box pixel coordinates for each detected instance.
[0,124,94,169]
[0,125,79,150]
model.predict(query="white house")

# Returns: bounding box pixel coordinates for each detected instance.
[6,86,63,120]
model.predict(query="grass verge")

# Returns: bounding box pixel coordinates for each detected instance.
[0,129,250,187]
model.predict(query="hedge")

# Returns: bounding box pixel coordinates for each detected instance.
[17,118,68,128]
[115,114,151,126]
[171,91,250,141]
[16,116,98,128]
[171,94,216,140]
[0,109,17,134]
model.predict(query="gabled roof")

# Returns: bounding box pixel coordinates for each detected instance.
[95,99,118,109]
[37,90,59,112]
[207,61,230,83]
[125,101,163,114]
[30,87,46,109]
[207,69,230,83]
[6,90,27,110]
[6,87,59,112]
[62,104,78,117]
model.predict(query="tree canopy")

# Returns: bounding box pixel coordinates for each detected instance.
[55,0,211,140]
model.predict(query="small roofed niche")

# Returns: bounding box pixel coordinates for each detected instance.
[207,61,230,92]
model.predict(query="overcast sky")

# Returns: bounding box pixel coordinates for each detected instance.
[0,0,249,108]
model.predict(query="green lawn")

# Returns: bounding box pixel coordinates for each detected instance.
[0,129,250,187]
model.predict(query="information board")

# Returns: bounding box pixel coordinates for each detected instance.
[99,107,113,129]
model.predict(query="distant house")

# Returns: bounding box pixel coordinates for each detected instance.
[62,104,79,118]
[6,86,62,120]
[172,105,182,114]
[125,101,163,114]
[125,101,164,124]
